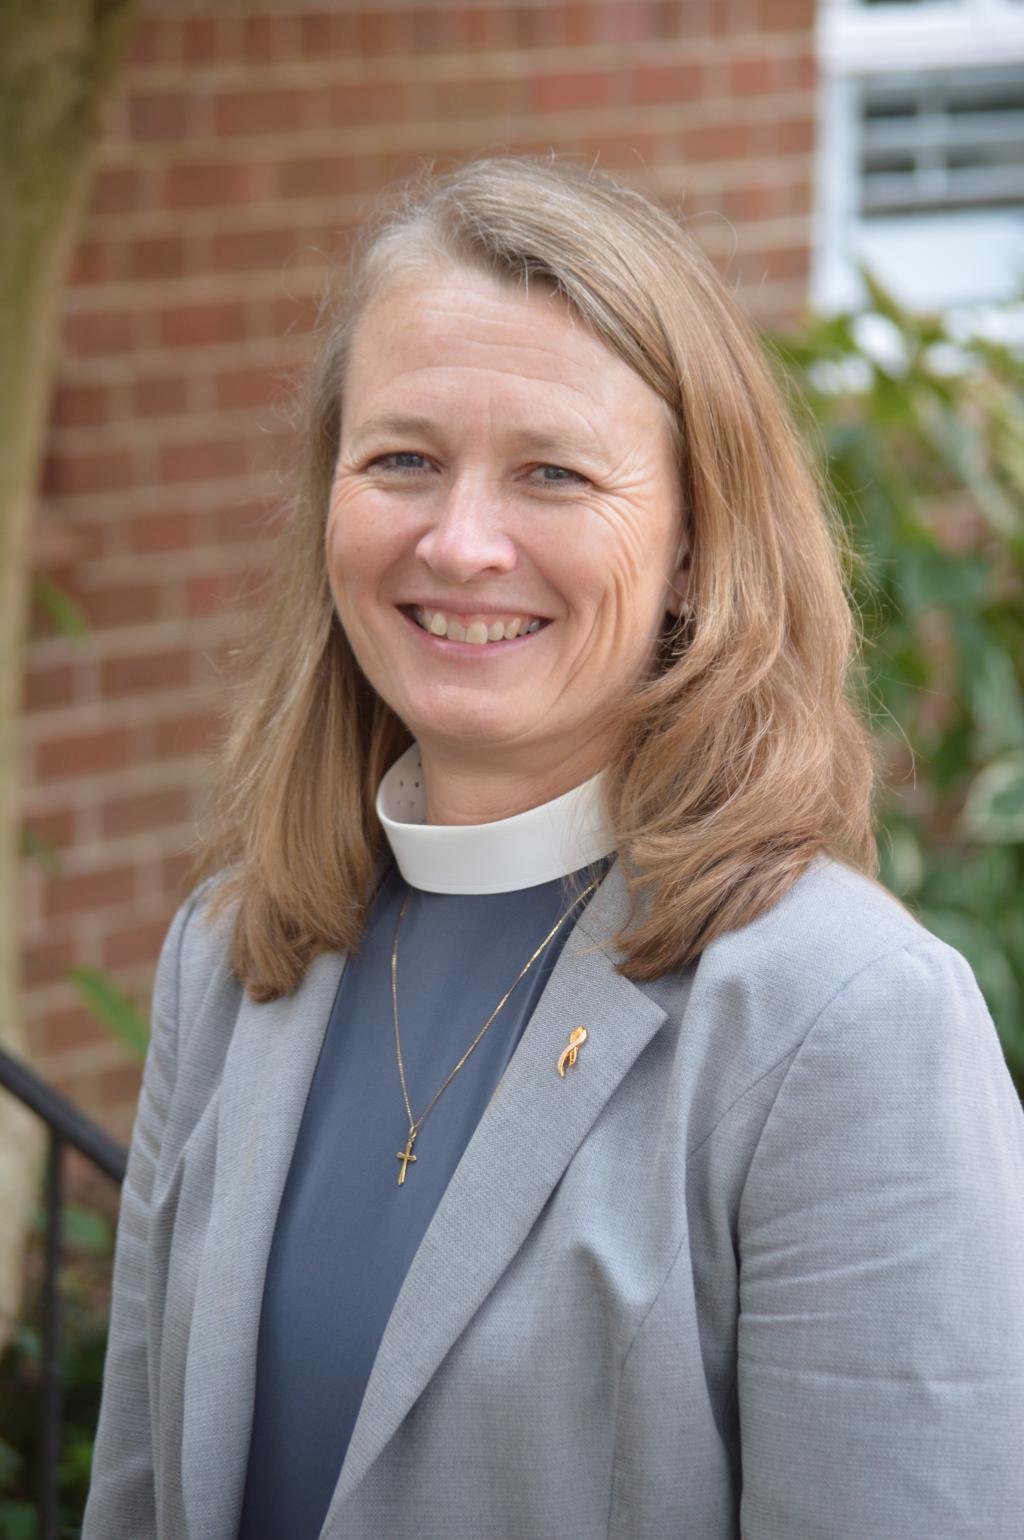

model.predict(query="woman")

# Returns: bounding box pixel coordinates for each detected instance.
[83,157,1024,1539]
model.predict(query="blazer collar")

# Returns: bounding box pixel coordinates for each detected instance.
[181,858,668,1540]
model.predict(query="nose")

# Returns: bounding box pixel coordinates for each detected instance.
[414,475,518,584]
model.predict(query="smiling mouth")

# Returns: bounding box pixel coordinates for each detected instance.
[403,606,550,645]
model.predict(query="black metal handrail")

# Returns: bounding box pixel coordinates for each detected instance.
[0,1043,127,1540]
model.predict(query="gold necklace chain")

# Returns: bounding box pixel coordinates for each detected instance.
[390,878,598,1185]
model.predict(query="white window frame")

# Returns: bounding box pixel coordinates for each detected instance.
[813,0,1024,311]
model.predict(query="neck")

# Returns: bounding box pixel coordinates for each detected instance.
[419,740,610,826]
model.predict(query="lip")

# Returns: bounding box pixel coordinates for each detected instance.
[397,606,550,655]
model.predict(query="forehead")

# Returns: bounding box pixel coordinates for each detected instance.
[342,265,670,439]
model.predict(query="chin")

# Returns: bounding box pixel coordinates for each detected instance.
[401,699,538,751]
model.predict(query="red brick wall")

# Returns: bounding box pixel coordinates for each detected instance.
[20,0,818,1137]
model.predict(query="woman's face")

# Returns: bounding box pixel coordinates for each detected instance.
[326,264,686,785]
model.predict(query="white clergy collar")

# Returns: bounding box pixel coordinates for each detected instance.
[375,742,616,895]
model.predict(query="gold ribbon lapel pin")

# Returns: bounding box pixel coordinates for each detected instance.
[557,1025,588,1077]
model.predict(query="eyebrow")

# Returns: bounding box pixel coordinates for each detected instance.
[345,412,606,467]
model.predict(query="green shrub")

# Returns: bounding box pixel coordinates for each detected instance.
[772,279,1024,1092]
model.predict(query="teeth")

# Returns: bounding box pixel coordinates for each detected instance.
[413,608,544,643]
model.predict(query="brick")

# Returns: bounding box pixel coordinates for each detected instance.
[133,375,189,418]
[102,918,176,969]
[551,3,600,45]
[69,242,109,285]
[23,938,78,991]
[631,62,704,105]
[41,449,134,497]
[161,850,195,899]
[775,117,814,155]
[299,14,357,54]
[355,9,411,55]
[510,6,551,47]
[747,243,809,281]
[215,500,278,545]
[185,571,250,617]
[23,663,77,712]
[730,55,780,96]
[51,385,110,430]
[326,79,410,128]
[410,9,449,51]
[214,365,290,411]
[128,236,186,281]
[278,155,372,200]
[83,582,163,629]
[36,726,134,782]
[100,787,192,840]
[272,294,319,337]
[682,121,754,162]
[214,88,306,137]
[164,162,271,210]
[97,1062,144,1109]
[90,168,139,217]
[44,864,136,919]
[38,1007,104,1056]
[430,76,524,121]
[158,301,248,349]
[128,510,194,553]
[241,15,297,62]
[129,92,189,142]
[154,711,223,760]
[63,310,138,357]
[532,70,610,113]
[124,18,173,70]
[100,649,193,700]
[754,0,816,32]
[182,17,226,65]
[21,808,76,853]
[211,225,305,273]
[791,52,817,91]
[159,439,250,484]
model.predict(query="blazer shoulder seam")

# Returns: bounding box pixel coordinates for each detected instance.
[736,935,952,1194]
[688,935,948,1166]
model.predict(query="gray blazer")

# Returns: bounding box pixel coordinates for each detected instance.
[83,856,1024,1540]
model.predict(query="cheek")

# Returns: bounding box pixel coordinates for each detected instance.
[326,484,400,596]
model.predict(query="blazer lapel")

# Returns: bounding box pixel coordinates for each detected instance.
[320,861,668,1527]
[181,948,346,1540]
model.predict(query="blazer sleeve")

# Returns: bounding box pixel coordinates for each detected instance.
[736,936,1024,1540]
[81,892,196,1540]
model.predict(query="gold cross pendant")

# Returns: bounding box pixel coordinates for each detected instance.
[396,1132,417,1185]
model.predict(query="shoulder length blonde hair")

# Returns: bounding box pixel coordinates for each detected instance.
[193,154,877,999]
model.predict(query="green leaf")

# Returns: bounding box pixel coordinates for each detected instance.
[0,1439,23,1490]
[960,752,1024,841]
[31,575,88,640]
[61,1206,115,1256]
[67,967,149,1060]
[0,1499,37,1540]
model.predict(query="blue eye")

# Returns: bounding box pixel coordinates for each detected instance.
[370,452,430,474]
[534,464,587,485]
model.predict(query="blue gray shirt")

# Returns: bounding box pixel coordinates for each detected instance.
[237,863,599,1540]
